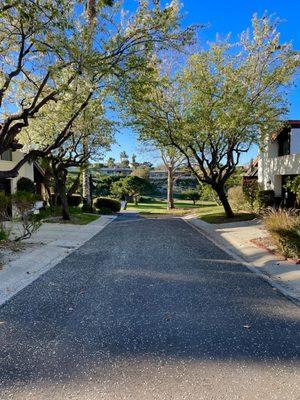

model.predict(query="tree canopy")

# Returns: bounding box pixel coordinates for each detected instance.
[0,0,194,179]
[120,15,300,217]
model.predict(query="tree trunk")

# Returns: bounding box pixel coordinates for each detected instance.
[167,168,175,210]
[57,169,70,221]
[82,139,91,205]
[134,196,138,206]
[216,186,234,218]
[82,169,90,203]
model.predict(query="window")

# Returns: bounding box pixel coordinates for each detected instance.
[0,149,12,161]
[277,130,290,156]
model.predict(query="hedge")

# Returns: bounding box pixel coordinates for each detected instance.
[93,197,121,213]
[16,177,35,193]
[258,190,275,209]
[67,194,82,207]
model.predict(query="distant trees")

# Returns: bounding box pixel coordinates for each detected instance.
[119,151,130,168]
[107,158,116,168]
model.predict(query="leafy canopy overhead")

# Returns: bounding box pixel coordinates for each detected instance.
[0,0,194,178]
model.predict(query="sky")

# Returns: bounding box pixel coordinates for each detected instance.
[105,0,300,166]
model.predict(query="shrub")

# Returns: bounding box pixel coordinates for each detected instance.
[67,194,82,207]
[97,207,115,215]
[139,196,157,203]
[16,177,36,193]
[0,193,11,240]
[11,191,41,241]
[258,190,275,210]
[0,193,10,219]
[264,208,300,259]
[94,197,121,213]
[81,203,93,213]
[285,176,300,207]
[243,179,259,210]
[228,186,246,212]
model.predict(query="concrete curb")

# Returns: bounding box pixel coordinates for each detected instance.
[182,216,300,306]
[0,215,116,307]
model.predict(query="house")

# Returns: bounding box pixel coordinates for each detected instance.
[0,149,45,199]
[243,157,259,182]
[258,120,300,206]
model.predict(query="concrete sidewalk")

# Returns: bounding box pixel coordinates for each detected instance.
[0,215,116,306]
[183,216,300,303]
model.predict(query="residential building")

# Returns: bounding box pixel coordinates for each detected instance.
[258,120,300,206]
[99,167,132,176]
[0,149,45,198]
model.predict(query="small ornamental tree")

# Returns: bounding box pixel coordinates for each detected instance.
[182,189,201,205]
[115,176,152,205]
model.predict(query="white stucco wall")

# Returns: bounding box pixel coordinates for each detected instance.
[258,153,300,196]
[258,126,300,197]
[0,150,34,192]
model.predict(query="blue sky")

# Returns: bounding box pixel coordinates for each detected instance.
[105,0,300,165]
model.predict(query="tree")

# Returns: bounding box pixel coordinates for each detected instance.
[81,0,116,205]
[132,154,137,164]
[0,0,193,179]
[182,189,201,205]
[122,15,300,218]
[0,1,92,177]
[112,175,151,205]
[160,147,184,209]
[107,158,116,168]
[119,151,130,168]
[21,91,113,220]
[94,174,124,196]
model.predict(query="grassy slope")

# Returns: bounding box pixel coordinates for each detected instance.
[127,199,256,224]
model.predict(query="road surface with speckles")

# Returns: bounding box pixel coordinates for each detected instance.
[0,213,300,400]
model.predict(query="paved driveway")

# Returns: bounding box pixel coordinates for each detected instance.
[0,213,300,399]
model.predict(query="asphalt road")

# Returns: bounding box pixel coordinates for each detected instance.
[0,213,300,400]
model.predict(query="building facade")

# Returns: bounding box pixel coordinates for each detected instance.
[0,149,45,198]
[258,120,300,205]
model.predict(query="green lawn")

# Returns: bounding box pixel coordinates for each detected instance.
[127,199,257,224]
[37,206,100,225]
[127,199,218,216]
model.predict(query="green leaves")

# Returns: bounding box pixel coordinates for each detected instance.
[119,13,299,217]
